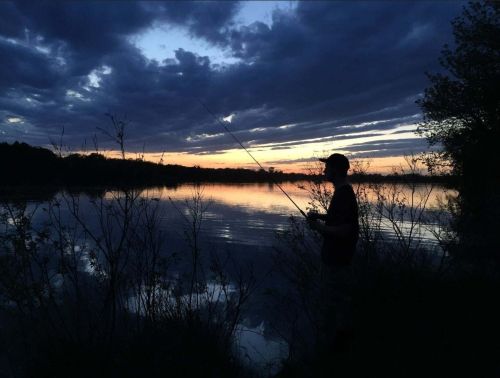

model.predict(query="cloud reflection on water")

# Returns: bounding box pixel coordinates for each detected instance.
[1,181,455,373]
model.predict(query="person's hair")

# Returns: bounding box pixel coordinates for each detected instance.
[325,153,349,178]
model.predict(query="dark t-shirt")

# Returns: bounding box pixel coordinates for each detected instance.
[321,184,359,267]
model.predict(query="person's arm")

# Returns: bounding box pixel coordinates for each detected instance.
[307,220,353,238]
[307,186,355,238]
[307,212,328,221]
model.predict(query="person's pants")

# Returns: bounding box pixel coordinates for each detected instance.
[320,263,352,335]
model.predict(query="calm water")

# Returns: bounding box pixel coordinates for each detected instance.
[1,181,452,373]
[124,180,451,246]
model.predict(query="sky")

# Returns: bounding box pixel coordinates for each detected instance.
[0,1,466,173]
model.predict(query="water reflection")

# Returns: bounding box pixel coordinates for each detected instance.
[0,181,454,374]
[126,281,237,315]
[237,322,287,374]
[143,181,452,214]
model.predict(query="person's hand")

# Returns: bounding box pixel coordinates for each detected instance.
[307,211,320,221]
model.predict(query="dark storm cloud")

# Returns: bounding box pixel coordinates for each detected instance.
[0,1,465,158]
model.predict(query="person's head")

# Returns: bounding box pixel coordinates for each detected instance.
[319,153,350,183]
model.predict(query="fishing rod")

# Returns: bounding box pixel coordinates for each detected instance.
[195,95,308,219]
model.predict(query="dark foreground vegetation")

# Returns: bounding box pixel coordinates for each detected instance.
[0,185,257,377]
[276,265,500,378]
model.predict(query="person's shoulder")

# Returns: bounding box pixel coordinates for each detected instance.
[337,184,356,199]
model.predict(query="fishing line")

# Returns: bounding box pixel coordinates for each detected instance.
[195,95,307,219]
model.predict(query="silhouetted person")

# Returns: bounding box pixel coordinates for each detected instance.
[307,153,359,353]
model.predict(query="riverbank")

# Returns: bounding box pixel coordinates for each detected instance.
[277,261,500,377]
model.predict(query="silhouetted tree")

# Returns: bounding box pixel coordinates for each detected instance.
[416,1,500,259]
[0,141,58,184]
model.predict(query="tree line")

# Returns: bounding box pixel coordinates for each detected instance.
[0,141,450,187]
[0,141,305,186]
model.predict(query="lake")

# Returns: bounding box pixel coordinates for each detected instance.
[0,181,453,374]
